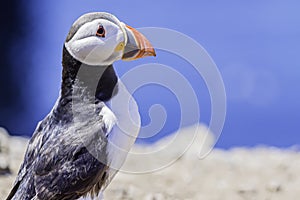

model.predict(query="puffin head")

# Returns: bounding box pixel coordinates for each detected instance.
[65,12,156,66]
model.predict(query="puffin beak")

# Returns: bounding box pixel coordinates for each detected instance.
[122,25,156,61]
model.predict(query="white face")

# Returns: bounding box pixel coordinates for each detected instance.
[65,19,126,66]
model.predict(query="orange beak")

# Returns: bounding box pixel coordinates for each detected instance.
[122,25,156,61]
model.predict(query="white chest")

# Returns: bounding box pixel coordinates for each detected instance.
[104,80,141,171]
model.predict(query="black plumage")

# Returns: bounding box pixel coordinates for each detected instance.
[7,45,118,200]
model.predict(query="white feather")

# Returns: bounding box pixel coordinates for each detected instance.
[105,80,140,171]
[99,106,117,135]
[65,19,125,66]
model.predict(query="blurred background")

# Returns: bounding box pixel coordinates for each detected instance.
[0,1,299,148]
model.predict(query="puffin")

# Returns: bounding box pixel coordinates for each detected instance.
[6,12,155,200]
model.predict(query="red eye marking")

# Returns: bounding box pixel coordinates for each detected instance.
[96,25,105,38]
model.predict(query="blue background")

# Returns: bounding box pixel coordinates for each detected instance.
[2,1,300,148]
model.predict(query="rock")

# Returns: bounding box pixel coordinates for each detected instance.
[144,193,166,200]
[0,128,11,175]
[237,185,257,195]
[0,127,10,153]
[266,181,282,193]
[1,124,300,200]
[0,166,11,175]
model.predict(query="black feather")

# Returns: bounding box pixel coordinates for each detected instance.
[6,43,118,200]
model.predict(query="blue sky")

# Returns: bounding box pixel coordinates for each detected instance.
[12,1,300,148]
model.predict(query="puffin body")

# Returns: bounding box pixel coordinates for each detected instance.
[7,12,155,200]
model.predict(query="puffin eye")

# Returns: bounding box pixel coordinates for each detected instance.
[96,25,106,38]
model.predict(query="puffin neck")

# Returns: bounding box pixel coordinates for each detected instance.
[54,46,118,121]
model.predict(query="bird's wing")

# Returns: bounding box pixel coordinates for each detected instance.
[33,145,108,200]
[31,114,110,200]
[6,119,49,200]
[7,109,111,200]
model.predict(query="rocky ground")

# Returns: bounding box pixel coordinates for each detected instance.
[1,125,300,200]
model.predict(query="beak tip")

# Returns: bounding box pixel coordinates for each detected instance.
[146,51,156,58]
[147,48,156,57]
[152,50,157,57]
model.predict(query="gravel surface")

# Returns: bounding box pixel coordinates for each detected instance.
[1,125,299,200]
